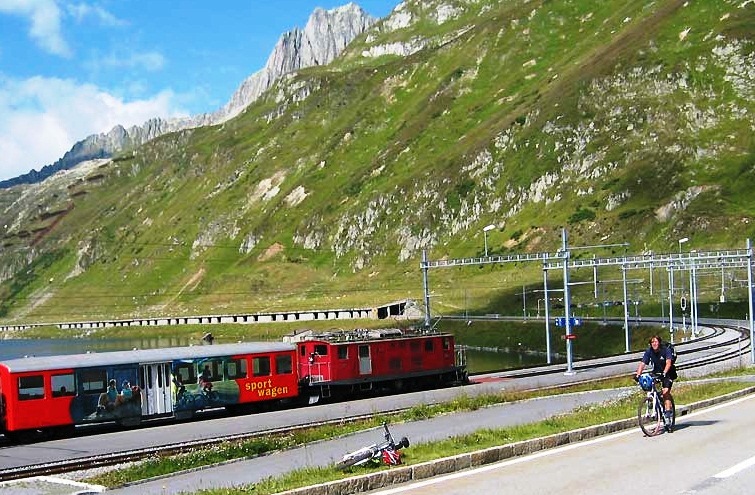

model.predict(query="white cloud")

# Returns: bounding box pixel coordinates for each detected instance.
[0,1,125,58]
[65,2,126,27]
[101,50,166,72]
[0,76,188,181]
[0,0,70,57]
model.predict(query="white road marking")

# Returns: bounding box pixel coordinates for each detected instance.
[713,454,755,479]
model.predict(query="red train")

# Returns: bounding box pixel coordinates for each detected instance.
[0,329,466,441]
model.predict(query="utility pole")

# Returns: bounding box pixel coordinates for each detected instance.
[668,267,674,343]
[748,239,754,364]
[622,262,630,353]
[422,249,431,328]
[562,229,575,375]
[543,267,552,364]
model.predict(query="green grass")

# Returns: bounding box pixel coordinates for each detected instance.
[0,0,753,324]
[84,368,754,489]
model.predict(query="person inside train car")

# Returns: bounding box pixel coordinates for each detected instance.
[97,379,118,412]
[199,365,213,392]
[116,380,133,406]
[173,374,186,401]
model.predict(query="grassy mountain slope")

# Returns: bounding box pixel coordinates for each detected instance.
[0,0,753,323]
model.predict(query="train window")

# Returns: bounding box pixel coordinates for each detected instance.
[18,375,44,400]
[173,363,194,384]
[52,374,75,397]
[424,340,434,352]
[276,355,293,374]
[337,346,348,359]
[226,358,248,380]
[358,345,370,358]
[443,338,451,351]
[300,346,307,356]
[81,369,107,393]
[314,345,328,356]
[198,360,222,382]
[253,356,271,377]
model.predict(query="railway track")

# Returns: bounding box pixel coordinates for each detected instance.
[0,413,392,482]
[0,323,749,482]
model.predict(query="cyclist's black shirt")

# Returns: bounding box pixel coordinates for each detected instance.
[642,345,676,378]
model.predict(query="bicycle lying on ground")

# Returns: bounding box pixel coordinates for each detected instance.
[636,372,676,436]
[336,422,410,470]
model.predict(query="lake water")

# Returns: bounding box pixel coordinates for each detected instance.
[464,348,564,373]
[0,336,193,361]
[0,337,539,374]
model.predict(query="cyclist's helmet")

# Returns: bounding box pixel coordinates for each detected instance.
[639,374,653,391]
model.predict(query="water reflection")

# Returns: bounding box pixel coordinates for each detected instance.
[0,336,194,361]
[464,348,566,374]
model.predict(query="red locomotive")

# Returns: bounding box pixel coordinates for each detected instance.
[289,328,465,401]
[0,329,466,442]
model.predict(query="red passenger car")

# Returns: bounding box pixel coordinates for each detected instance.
[289,328,467,400]
[0,342,297,441]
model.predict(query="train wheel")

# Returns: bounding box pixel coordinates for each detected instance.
[4,429,43,444]
[49,425,76,439]
[117,416,142,428]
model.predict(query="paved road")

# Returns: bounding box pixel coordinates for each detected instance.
[106,388,632,494]
[367,390,755,495]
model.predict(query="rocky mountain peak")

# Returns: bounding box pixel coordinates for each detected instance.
[0,3,377,190]
[214,2,375,124]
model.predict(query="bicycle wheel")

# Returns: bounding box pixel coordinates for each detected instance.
[336,448,374,470]
[665,397,676,433]
[637,396,661,436]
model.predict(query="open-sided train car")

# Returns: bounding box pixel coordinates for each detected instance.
[0,342,297,441]
[288,328,467,401]
[0,329,467,441]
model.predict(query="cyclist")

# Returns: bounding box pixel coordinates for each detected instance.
[635,335,677,425]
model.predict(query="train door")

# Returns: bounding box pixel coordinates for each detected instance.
[358,344,372,375]
[140,363,173,416]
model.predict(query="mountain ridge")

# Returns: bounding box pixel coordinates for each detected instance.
[0,2,377,190]
[0,0,752,324]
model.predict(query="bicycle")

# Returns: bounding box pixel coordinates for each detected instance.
[636,372,676,436]
[336,422,410,470]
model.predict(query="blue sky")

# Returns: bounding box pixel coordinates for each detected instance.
[0,1,397,182]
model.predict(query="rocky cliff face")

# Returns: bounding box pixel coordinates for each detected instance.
[0,3,376,190]
[214,3,376,124]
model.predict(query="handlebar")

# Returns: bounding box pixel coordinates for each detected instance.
[636,372,664,379]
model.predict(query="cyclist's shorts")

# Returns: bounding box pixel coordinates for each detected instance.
[661,375,674,390]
